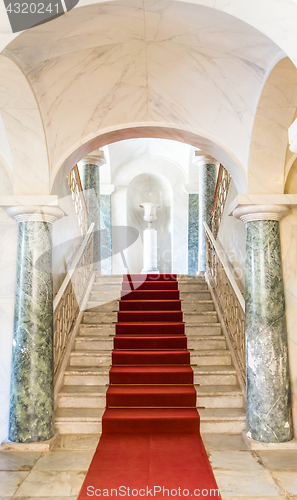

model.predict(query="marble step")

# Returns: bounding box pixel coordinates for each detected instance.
[185,323,221,335]
[193,365,238,385]
[93,283,122,293]
[199,408,246,433]
[70,349,230,367]
[64,366,110,386]
[183,312,218,324]
[187,336,226,350]
[70,351,112,367]
[86,301,119,312]
[58,385,107,408]
[90,292,122,302]
[195,385,243,408]
[57,384,242,410]
[177,275,205,282]
[79,324,116,336]
[82,312,117,324]
[180,291,211,301]
[181,301,214,312]
[55,407,246,434]
[75,336,114,350]
[190,349,231,366]
[94,274,123,282]
[63,365,237,387]
[55,408,104,434]
[178,283,208,292]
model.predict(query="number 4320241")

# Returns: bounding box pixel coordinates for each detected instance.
[5,3,60,13]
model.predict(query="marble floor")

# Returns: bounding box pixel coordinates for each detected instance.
[0,434,297,500]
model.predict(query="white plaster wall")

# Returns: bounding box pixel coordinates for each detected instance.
[217,180,246,293]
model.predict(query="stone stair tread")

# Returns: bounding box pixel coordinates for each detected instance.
[56,408,105,421]
[65,366,110,374]
[195,385,242,395]
[71,351,112,356]
[185,311,217,316]
[76,336,114,341]
[188,335,223,340]
[189,349,230,355]
[192,365,237,373]
[59,385,107,395]
[198,408,246,420]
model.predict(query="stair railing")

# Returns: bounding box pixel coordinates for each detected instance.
[53,223,95,399]
[204,222,246,394]
[68,164,88,236]
[211,164,231,239]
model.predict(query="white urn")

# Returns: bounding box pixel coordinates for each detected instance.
[139,203,161,228]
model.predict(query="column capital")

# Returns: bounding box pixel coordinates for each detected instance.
[229,194,297,222]
[194,150,219,167]
[7,205,64,223]
[79,149,106,168]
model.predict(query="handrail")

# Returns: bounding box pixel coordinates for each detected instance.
[204,222,245,312]
[54,222,95,311]
[53,223,95,376]
[204,221,246,387]
[211,164,231,239]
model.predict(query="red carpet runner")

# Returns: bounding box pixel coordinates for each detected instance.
[78,274,221,500]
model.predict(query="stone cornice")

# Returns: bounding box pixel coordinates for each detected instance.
[79,149,106,168]
[7,205,65,223]
[229,194,297,222]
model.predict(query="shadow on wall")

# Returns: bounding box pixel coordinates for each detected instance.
[126,173,173,273]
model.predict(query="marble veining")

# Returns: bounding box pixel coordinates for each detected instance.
[80,164,101,271]
[9,221,55,443]
[188,194,199,274]
[245,220,293,443]
[100,194,112,275]
[198,163,217,273]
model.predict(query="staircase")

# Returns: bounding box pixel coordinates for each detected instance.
[55,274,245,434]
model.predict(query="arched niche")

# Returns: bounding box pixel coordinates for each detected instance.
[111,155,188,274]
[248,57,297,194]
[127,173,173,274]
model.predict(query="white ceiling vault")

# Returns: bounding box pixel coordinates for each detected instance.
[0,0,296,195]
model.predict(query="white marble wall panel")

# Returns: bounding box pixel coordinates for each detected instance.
[108,139,193,178]
[0,56,49,195]
[280,208,297,437]
[0,207,17,444]
[217,181,246,292]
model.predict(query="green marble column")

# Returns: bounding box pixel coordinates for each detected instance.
[197,156,217,273]
[8,205,64,443]
[234,205,293,443]
[80,151,105,272]
[188,193,199,274]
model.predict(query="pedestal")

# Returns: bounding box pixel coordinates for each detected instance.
[141,228,159,274]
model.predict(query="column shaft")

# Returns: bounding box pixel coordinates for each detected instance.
[198,163,217,273]
[9,221,55,443]
[245,220,293,442]
[80,164,101,271]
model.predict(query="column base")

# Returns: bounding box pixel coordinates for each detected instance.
[141,269,159,274]
[242,432,297,450]
[1,432,59,452]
